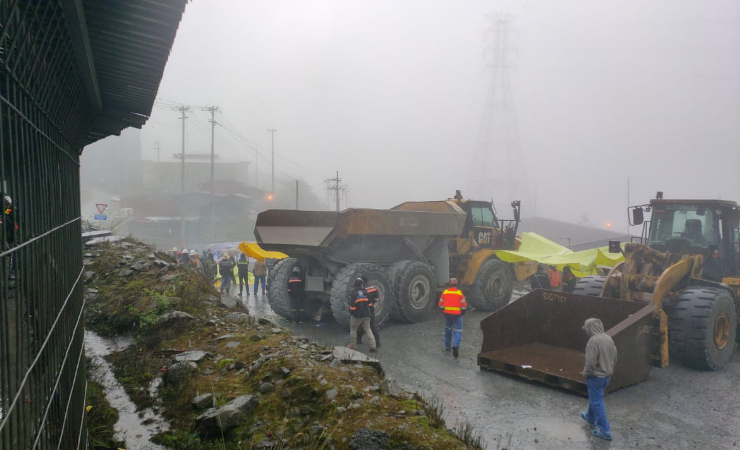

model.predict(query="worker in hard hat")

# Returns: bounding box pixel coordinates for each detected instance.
[253,258,267,295]
[347,277,376,352]
[439,278,467,358]
[218,255,234,294]
[287,266,305,323]
[357,277,380,347]
[237,253,250,297]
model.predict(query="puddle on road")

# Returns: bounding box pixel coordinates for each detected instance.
[85,331,169,450]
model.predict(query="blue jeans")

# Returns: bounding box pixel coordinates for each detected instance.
[254,275,266,294]
[221,274,232,292]
[585,376,611,436]
[444,315,463,350]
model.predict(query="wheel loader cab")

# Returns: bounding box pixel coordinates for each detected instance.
[644,199,740,278]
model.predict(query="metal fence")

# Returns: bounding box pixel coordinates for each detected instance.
[1,1,89,449]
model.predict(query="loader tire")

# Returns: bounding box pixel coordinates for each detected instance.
[573,276,607,297]
[388,261,436,323]
[330,264,393,328]
[265,258,300,320]
[468,259,513,311]
[668,287,737,371]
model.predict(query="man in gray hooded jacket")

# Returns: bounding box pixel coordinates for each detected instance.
[580,318,617,441]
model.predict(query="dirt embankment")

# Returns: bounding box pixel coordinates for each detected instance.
[84,239,483,450]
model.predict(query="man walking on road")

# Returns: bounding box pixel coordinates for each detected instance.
[439,278,466,358]
[253,258,267,295]
[237,254,250,297]
[347,277,376,352]
[580,317,617,441]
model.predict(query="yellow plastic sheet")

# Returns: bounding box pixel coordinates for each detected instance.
[238,241,288,261]
[497,232,624,278]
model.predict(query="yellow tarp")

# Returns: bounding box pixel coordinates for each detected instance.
[497,232,624,278]
[238,241,288,261]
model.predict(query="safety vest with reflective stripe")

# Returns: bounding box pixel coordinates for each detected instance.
[548,268,560,288]
[439,288,467,315]
[366,286,378,308]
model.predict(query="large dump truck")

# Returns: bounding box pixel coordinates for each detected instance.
[478,194,740,393]
[256,191,536,326]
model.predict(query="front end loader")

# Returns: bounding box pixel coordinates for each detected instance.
[478,194,740,393]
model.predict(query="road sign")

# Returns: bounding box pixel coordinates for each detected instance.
[94,214,107,221]
[95,203,108,214]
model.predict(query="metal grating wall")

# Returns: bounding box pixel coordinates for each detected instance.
[1,1,89,449]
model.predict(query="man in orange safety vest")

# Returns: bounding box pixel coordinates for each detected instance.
[439,278,467,358]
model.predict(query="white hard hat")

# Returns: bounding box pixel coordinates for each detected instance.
[189,250,196,255]
[182,248,188,253]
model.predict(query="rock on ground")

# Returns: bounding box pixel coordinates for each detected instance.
[333,346,383,374]
[196,395,259,436]
[164,361,198,385]
[191,393,215,410]
[349,428,390,450]
[159,311,195,322]
[174,350,207,363]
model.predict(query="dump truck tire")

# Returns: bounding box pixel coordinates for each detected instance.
[330,264,393,328]
[266,258,288,293]
[668,287,737,371]
[265,258,299,319]
[388,261,436,323]
[572,276,607,297]
[468,259,513,311]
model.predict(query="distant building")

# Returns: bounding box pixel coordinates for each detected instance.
[141,159,251,193]
[519,217,634,251]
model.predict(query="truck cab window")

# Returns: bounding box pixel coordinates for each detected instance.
[471,207,497,227]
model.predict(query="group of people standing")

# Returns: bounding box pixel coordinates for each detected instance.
[216,253,268,296]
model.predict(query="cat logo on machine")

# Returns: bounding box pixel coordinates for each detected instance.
[475,229,492,245]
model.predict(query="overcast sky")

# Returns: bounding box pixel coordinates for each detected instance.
[130,0,739,232]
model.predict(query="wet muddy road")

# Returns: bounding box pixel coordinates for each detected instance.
[271,304,740,450]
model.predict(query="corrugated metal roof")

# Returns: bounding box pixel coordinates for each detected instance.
[79,0,188,145]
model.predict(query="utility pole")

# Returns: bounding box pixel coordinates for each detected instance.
[174,106,191,249]
[203,105,220,244]
[155,141,160,162]
[325,171,345,212]
[267,129,277,194]
[296,179,299,210]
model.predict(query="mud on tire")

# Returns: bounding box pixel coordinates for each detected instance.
[388,261,436,323]
[265,258,299,319]
[330,264,393,327]
[668,287,737,371]
[468,259,513,311]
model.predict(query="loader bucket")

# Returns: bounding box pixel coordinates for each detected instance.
[477,289,654,395]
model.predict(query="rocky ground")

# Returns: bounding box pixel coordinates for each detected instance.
[83,239,483,450]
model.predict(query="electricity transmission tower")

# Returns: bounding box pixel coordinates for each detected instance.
[470,14,527,208]
[325,171,347,212]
